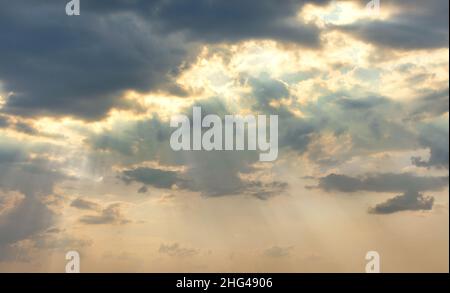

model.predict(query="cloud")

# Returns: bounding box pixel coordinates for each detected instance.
[315,173,448,193]
[244,181,289,200]
[182,150,255,196]
[137,185,148,194]
[0,116,9,128]
[0,1,196,120]
[158,243,199,257]
[263,245,293,258]
[408,89,449,121]
[0,195,55,261]
[0,117,61,138]
[337,0,449,50]
[246,83,418,163]
[109,98,288,199]
[0,142,27,164]
[120,163,288,199]
[244,73,318,153]
[0,157,69,197]
[335,96,388,110]
[85,106,266,198]
[0,242,30,262]
[311,93,418,156]
[0,0,331,121]
[79,203,130,225]
[412,120,449,169]
[0,140,70,260]
[88,0,330,46]
[249,73,290,110]
[32,232,92,251]
[121,167,184,189]
[279,118,317,153]
[0,196,53,247]
[70,198,100,210]
[369,190,434,214]
[12,122,39,136]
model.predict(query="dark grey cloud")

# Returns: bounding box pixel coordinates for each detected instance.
[408,89,449,121]
[137,185,148,194]
[314,172,446,214]
[259,88,414,162]
[81,73,444,200]
[70,198,100,210]
[0,117,61,138]
[0,194,56,261]
[0,1,196,120]
[0,0,330,120]
[0,140,71,259]
[155,0,327,45]
[120,163,288,199]
[83,73,444,202]
[0,116,8,128]
[245,181,289,200]
[369,190,434,214]
[324,89,449,169]
[182,150,254,196]
[12,122,39,136]
[0,142,27,164]
[244,73,318,153]
[337,0,449,50]
[249,84,418,163]
[246,73,298,120]
[86,97,289,199]
[412,123,449,169]
[304,92,422,158]
[86,116,173,163]
[86,0,330,46]
[315,173,448,193]
[246,73,412,165]
[279,118,317,153]
[249,73,290,105]
[0,157,69,197]
[79,203,130,225]
[0,242,30,262]
[0,196,53,247]
[121,167,184,189]
[163,96,288,198]
[335,96,388,110]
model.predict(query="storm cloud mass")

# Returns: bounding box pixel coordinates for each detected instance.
[0,0,332,120]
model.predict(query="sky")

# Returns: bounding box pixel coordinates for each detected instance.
[0,0,448,272]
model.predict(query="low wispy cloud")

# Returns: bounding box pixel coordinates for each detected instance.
[369,190,434,214]
[70,198,100,210]
[263,245,293,258]
[314,173,448,193]
[78,203,130,225]
[159,243,199,257]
